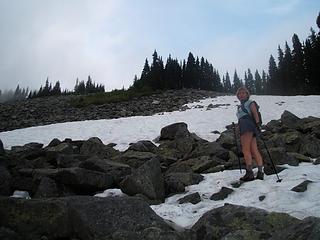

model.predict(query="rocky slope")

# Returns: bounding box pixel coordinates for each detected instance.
[0,89,223,132]
[0,110,320,239]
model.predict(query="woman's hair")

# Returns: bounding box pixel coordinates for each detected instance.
[236,86,250,99]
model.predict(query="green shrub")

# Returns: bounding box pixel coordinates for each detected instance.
[69,87,161,107]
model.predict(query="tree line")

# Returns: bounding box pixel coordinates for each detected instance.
[131,14,320,95]
[0,76,106,102]
[268,27,320,95]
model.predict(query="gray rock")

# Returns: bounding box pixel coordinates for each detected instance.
[0,196,72,240]
[0,139,4,155]
[160,122,190,140]
[128,140,157,153]
[120,157,165,201]
[180,156,223,174]
[164,172,204,195]
[281,110,300,127]
[259,195,266,201]
[33,167,114,194]
[287,152,311,163]
[0,166,12,196]
[300,136,320,158]
[261,147,299,166]
[314,158,320,165]
[191,203,319,240]
[0,195,190,240]
[178,192,201,204]
[80,137,119,158]
[157,137,196,160]
[210,187,234,201]
[291,180,313,192]
[113,150,157,168]
[46,142,74,156]
[216,130,236,149]
[186,141,229,160]
[47,138,61,147]
[33,177,59,198]
[79,156,132,185]
[0,227,23,240]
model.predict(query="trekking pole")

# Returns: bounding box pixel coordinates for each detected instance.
[259,133,282,183]
[232,122,242,173]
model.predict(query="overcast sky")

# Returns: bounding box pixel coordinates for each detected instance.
[0,0,319,91]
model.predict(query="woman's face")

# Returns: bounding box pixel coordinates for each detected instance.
[237,90,248,101]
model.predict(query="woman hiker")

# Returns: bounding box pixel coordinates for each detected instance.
[236,86,264,181]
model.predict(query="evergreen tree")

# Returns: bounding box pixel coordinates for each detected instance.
[277,45,285,92]
[223,72,232,92]
[268,55,278,94]
[232,70,242,92]
[245,68,255,94]
[139,59,151,89]
[254,70,262,94]
[291,34,305,94]
[52,81,61,95]
[261,70,268,94]
[183,52,196,88]
[149,50,164,90]
[283,42,294,94]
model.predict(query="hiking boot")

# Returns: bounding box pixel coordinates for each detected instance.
[256,171,264,180]
[240,170,254,181]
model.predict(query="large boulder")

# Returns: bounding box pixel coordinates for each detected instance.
[172,156,223,174]
[0,166,12,196]
[159,122,190,140]
[261,147,299,166]
[191,203,320,240]
[80,137,119,158]
[120,157,165,201]
[0,196,191,240]
[281,110,300,128]
[33,176,60,198]
[299,135,320,158]
[164,172,204,195]
[0,196,71,240]
[113,150,157,168]
[33,167,114,195]
[79,156,132,185]
[186,142,229,160]
[157,137,196,160]
[216,130,236,149]
[0,139,4,155]
[127,140,158,153]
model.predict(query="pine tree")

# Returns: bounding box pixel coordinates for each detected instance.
[52,81,61,95]
[283,42,294,94]
[261,70,268,94]
[268,55,278,94]
[254,70,262,94]
[232,70,242,92]
[277,45,285,92]
[244,69,254,94]
[223,72,232,92]
[183,52,196,89]
[292,34,305,94]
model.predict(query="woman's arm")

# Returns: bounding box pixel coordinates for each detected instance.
[250,102,260,126]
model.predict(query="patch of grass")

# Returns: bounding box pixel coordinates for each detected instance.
[70,87,162,107]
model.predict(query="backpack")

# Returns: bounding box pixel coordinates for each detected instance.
[240,101,262,126]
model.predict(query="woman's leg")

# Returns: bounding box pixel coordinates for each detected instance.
[240,132,254,181]
[250,137,263,166]
[241,132,253,167]
[251,137,264,179]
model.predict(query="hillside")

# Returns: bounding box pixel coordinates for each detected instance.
[0,89,223,132]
